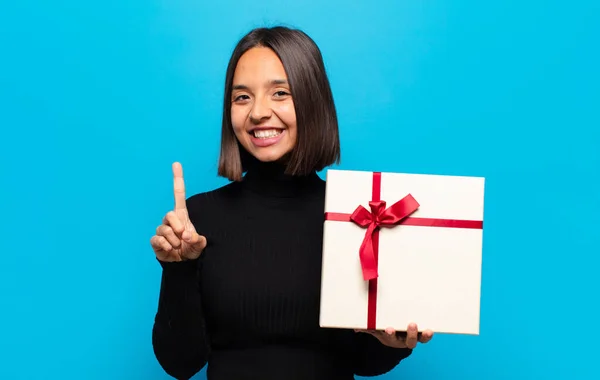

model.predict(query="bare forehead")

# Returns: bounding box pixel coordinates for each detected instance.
[233,47,288,84]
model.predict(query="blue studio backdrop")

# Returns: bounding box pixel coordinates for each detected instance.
[1,1,598,379]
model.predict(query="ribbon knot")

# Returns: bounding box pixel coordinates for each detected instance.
[350,194,420,281]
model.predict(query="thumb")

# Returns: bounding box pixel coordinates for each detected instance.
[182,230,207,253]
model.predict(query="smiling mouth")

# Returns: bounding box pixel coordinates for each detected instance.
[250,129,283,139]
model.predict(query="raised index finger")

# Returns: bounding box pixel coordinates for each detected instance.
[172,162,187,210]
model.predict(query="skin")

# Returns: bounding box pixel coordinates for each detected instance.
[150,162,206,262]
[230,46,297,162]
[356,324,434,349]
[150,46,434,350]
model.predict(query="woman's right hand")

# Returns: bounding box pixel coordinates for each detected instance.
[150,162,207,262]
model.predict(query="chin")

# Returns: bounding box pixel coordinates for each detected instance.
[252,149,291,163]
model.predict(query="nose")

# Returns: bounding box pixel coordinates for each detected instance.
[249,95,272,123]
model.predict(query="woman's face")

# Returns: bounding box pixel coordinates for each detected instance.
[230,47,297,163]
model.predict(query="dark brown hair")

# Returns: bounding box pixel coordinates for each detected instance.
[217,26,341,181]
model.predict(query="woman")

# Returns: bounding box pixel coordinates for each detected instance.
[150,26,433,380]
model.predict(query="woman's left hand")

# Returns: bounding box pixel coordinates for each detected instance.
[356,323,434,349]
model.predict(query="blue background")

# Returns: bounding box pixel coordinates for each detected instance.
[1,0,598,379]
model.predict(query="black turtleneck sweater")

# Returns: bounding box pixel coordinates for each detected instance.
[152,160,413,380]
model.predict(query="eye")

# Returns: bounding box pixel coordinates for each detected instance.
[274,90,290,98]
[233,94,250,102]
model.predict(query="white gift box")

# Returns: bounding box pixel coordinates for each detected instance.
[319,169,485,335]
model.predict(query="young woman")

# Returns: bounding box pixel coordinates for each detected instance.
[150,26,433,380]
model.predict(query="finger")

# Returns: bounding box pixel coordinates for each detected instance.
[172,162,187,211]
[163,211,185,235]
[150,235,173,253]
[384,327,411,346]
[156,225,181,249]
[405,323,419,349]
[383,327,402,345]
[150,235,162,251]
[182,230,207,253]
[419,329,434,344]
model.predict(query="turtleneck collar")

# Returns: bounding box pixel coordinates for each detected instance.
[241,155,323,198]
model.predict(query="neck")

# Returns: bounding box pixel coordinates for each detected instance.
[241,156,322,198]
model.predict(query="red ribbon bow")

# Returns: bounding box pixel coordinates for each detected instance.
[350,195,420,281]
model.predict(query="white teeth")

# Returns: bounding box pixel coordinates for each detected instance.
[253,129,282,139]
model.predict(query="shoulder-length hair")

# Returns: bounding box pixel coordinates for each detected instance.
[217,26,341,181]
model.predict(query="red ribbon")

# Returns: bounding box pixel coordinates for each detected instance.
[348,195,420,281]
[324,171,483,329]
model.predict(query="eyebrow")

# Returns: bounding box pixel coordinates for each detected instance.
[232,79,288,90]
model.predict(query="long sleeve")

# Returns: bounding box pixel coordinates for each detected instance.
[152,258,210,380]
[352,332,413,377]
